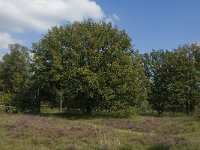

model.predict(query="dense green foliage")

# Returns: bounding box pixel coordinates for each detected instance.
[32,20,147,114]
[0,20,199,115]
[142,45,200,115]
[0,44,36,112]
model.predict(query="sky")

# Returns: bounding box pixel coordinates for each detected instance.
[0,0,200,56]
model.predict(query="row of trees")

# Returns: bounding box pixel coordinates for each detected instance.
[143,45,200,115]
[0,20,199,115]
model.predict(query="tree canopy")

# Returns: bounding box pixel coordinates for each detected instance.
[142,44,200,115]
[33,20,147,114]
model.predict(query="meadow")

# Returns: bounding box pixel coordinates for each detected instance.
[0,110,200,150]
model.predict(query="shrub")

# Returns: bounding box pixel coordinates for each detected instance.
[0,92,15,106]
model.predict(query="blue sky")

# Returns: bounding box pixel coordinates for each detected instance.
[96,0,200,53]
[0,0,200,55]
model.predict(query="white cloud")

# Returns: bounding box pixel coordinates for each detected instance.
[0,0,105,33]
[113,14,120,21]
[0,0,120,52]
[0,32,21,49]
[0,0,105,51]
[105,14,120,24]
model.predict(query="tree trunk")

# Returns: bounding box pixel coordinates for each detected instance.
[53,86,65,113]
[86,104,92,115]
[81,103,92,115]
[36,86,41,113]
[157,110,163,116]
[60,95,63,112]
[186,101,190,116]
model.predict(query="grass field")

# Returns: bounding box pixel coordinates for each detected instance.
[0,111,200,150]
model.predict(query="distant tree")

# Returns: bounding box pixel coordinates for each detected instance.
[165,45,200,115]
[142,50,170,115]
[142,45,200,115]
[33,20,147,114]
[0,44,35,112]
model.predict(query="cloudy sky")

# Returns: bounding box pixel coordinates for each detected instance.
[1,0,200,55]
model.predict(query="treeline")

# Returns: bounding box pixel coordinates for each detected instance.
[0,20,199,115]
[143,47,200,115]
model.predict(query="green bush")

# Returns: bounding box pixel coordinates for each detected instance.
[0,92,36,113]
[0,92,15,106]
[0,93,17,113]
[140,100,151,114]
[125,106,139,116]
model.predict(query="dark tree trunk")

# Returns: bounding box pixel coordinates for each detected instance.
[81,102,92,115]
[85,104,92,115]
[186,101,190,116]
[59,92,64,112]
[36,86,41,113]
[157,109,163,116]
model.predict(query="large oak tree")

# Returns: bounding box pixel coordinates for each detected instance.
[33,20,147,114]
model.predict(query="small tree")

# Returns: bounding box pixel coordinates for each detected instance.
[0,44,35,112]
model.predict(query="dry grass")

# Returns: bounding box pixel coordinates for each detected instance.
[0,113,200,150]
